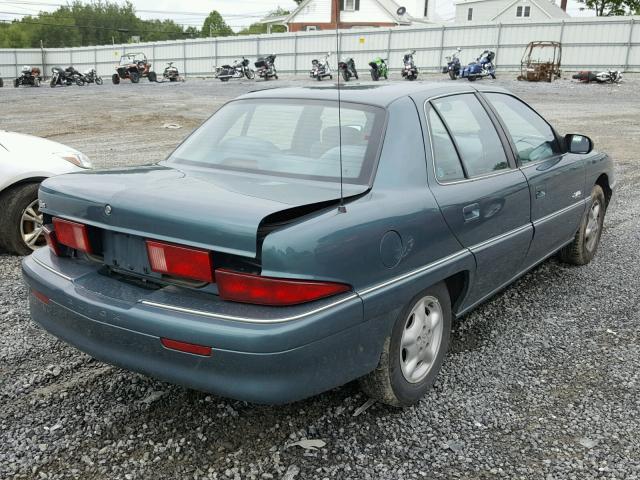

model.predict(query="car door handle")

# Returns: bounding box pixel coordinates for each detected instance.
[462,203,480,222]
[535,186,546,199]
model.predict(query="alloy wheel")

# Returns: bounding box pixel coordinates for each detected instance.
[399,295,444,383]
[20,199,45,250]
[585,199,602,252]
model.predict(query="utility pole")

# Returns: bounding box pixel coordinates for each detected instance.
[40,39,45,80]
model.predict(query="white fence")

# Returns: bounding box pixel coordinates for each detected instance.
[1,16,638,80]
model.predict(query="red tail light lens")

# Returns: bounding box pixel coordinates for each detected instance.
[146,240,214,283]
[216,269,351,306]
[42,225,61,256]
[52,217,92,253]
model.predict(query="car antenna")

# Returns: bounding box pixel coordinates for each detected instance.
[334,0,347,214]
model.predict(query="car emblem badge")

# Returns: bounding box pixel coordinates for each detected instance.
[104,204,112,215]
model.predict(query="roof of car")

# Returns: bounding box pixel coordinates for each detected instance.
[238,83,511,108]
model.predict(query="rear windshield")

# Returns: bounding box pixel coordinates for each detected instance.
[166,99,386,185]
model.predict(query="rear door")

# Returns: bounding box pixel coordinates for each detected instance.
[424,93,532,309]
[482,92,586,268]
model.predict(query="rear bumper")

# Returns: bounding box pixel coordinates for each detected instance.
[22,249,382,404]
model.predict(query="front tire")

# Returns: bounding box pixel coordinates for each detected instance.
[342,70,349,82]
[449,70,457,80]
[0,183,45,255]
[359,283,451,406]
[95,76,103,85]
[112,74,120,85]
[148,71,157,82]
[559,185,606,265]
[371,70,379,81]
[245,69,255,80]
[130,72,140,83]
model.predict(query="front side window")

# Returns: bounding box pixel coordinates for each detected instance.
[167,99,385,185]
[485,93,560,164]
[431,94,508,177]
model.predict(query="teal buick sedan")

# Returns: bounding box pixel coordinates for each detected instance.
[22,83,614,406]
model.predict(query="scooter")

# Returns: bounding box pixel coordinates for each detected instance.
[310,53,333,81]
[572,70,622,84]
[255,54,278,80]
[218,58,255,82]
[338,57,358,82]
[442,48,462,80]
[401,50,418,81]
[461,50,496,81]
[369,57,388,81]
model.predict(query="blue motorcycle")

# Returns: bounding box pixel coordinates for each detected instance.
[461,50,496,82]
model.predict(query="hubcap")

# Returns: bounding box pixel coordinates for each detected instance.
[585,200,602,252]
[20,199,45,250]
[399,295,444,384]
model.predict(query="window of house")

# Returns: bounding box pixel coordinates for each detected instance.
[517,5,531,16]
[467,8,473,20]
[304,25,318,31]
[344,0,356,11]
[424,0,429,17]
[516,6,523,16]
[524,6,531,16]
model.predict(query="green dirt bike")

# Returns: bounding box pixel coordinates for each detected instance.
[369,57,388,81]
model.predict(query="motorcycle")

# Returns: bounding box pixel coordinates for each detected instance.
[14,66,41,87]
[369,57,388,81]
[50,66,85,87]
[461,50,496,81]
[401,50,419,81]
[255,54,278,81]
[442,48,462,80]
[81,68,103,85]
[218,58,254,82]
[572,70,622,84]
[161,62,184,82]
[338,57,358,82]
[310,53,333,81]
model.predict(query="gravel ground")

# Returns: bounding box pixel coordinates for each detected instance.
[1,74,639,480]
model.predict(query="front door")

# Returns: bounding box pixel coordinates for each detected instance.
[424,93,532,309]
[482,93,586,268]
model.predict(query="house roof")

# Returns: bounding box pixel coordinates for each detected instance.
[283,0,413,25]
[488,0,569,19]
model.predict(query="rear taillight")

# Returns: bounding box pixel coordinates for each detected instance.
[52,217,92,253]
[216,269,350,306]
[146,240,214,283]
[42,225,61,256]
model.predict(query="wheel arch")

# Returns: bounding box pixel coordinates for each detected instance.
[443,270,470,315]
[595,173,612,207]
[1,176,46,196]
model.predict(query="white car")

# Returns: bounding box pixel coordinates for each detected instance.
[0,131,91,255]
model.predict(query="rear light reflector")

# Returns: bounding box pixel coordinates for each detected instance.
[43,225,61,256]
[32,289,49,304]
[216,269,351,306]
[161,338,212,356]
[52,217,92,253]
[146,240,214,283]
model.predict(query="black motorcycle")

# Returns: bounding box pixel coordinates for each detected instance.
[255,54,278,81]
[81,68,103,85]
[50,66,84,87]
[338,57,358,82]
[14,66,41,87]
[218,58,255,82]
[401,50,419,81]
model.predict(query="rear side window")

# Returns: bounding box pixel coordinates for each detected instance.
[431,94,508,178]
[427,108,465,182]
[485,93,560,164]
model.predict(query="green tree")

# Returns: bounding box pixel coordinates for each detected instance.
[201,10,234,38]
[577,0,640,15]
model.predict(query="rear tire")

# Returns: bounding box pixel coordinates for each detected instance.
[148,71,157,82]
[0,78,3,88]
[559,185,606,266]
[359,282,451,407]
[112,74,120,85]
[14,78,19,88]
[0,183,44,255]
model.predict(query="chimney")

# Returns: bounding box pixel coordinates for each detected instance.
[560,0,567,11]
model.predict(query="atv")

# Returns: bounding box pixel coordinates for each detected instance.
[112,53,157,84]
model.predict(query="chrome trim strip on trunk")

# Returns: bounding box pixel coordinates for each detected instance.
[32,256,74,281]
[139,294,360,324]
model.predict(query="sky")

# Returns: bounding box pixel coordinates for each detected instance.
[0,0,595,31]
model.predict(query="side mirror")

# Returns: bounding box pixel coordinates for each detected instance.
[565,134,593,154]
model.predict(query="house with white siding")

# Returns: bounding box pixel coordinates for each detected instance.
[260,0,436,33]
[454,0,569,23]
